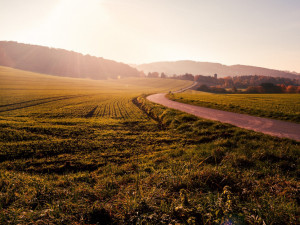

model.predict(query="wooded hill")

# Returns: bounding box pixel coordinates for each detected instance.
[0,41,141,79]
[136,60,300,79]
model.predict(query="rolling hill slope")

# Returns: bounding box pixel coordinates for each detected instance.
[0,41,141,79]
[136,60,300,79]
[0,66,298,224]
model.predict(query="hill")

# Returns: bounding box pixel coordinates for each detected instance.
[0,41,141,79]
[136,60,300,79]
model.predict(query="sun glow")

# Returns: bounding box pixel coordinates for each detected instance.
[1,0,300,72]
[19,0,109,50]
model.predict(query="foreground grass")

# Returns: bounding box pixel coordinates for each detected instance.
[0,67,299,224]
[1,101,299,224]
[168,90,300,123]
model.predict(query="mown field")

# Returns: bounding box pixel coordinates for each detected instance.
[168,90,300,123]
[0,66,299,224]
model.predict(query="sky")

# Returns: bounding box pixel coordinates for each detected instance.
[1,0,300,72]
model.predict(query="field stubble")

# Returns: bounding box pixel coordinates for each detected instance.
[0,67,299,224]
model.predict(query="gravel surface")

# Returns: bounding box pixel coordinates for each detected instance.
[147,93,300,141]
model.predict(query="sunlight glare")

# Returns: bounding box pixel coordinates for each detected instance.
[20,0,109,48]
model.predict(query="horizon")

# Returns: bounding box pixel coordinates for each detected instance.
[1,0,300,72]
[2,40,299,75]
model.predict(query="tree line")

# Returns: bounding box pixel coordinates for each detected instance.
[0,41,141,79]
[146,72,300,93]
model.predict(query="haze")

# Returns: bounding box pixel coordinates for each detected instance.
[1,0,300,72]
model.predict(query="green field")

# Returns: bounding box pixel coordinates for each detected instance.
[0,66,192,118]
[168,90,300,123]
[0,67,299,224]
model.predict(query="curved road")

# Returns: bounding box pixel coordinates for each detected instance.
[147,93,300,141]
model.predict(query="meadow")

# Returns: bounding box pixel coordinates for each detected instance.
[0,66,299,224]
[168,90,300,123]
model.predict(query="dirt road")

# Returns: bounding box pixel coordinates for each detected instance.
[147,93,300,141]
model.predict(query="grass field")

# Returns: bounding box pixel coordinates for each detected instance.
[0,66,299,224]
[168,90,300,123]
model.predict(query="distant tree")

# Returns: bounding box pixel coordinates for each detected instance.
[194,75,219,86]
[231,86,237,93]
[279,84,286,92]
[286,85,297,93]
[210,86,227,93]
[161,72,167,78]
[197,84,210,92]
[174,72,299,91]
[223,77,234,88]
[261,83,275,88]
[139,71,146,77]
[180,73,194,81]
[260,83,282,93]
[152,72,159,78]
[245,86,264,93]
[148,72,159,78]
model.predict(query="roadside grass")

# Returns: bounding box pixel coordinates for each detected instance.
[0,67,299,224]
[167,90,300,123]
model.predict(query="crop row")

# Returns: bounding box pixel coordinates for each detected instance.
[0,94,145,120]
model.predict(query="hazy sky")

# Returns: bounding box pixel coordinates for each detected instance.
[1,0,300,72]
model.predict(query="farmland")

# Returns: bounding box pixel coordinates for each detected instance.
[0,66,299,224]
[168,90,300,123]
[0,66,191,119]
